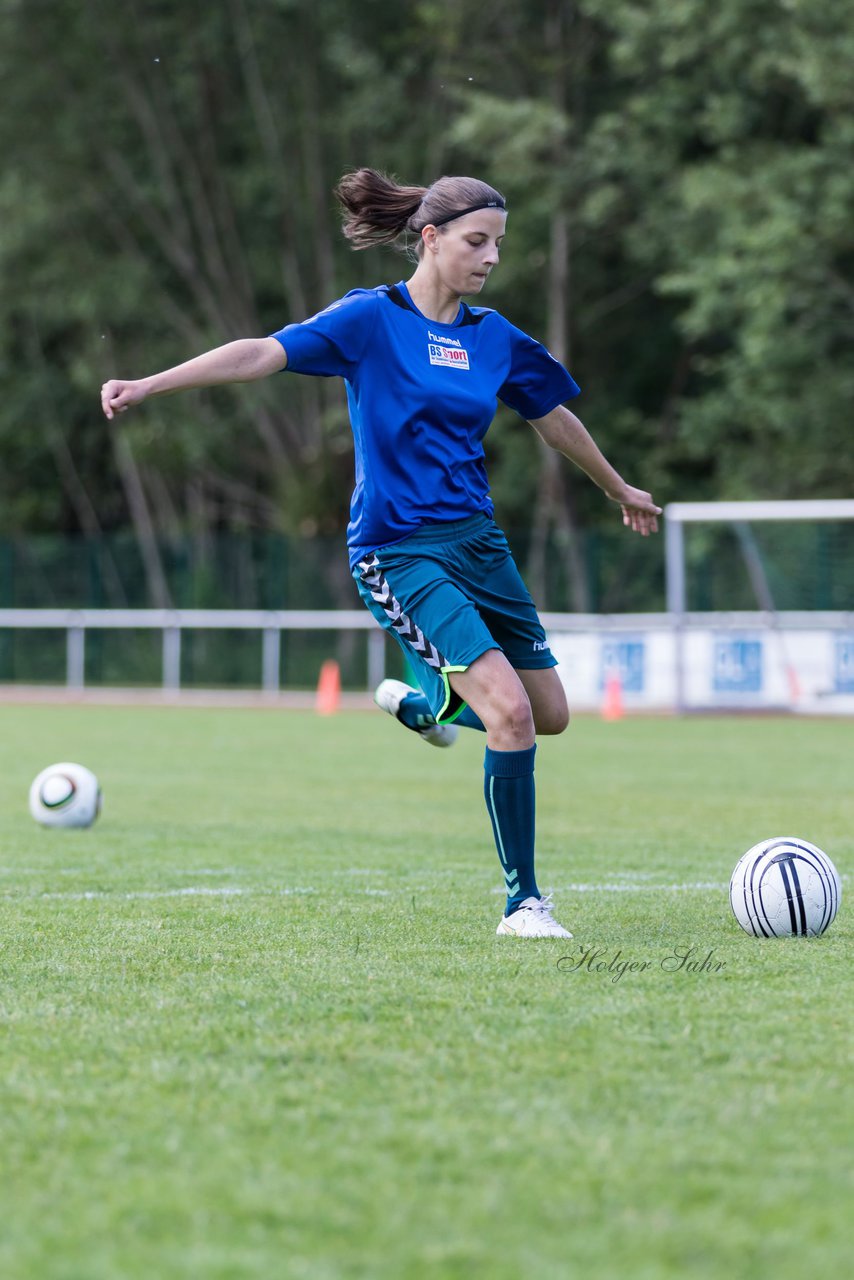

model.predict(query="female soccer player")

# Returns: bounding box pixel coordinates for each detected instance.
[101,168,661,939]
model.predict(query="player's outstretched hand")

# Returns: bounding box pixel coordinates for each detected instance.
[617,485,662,536]
[101,379,148,421]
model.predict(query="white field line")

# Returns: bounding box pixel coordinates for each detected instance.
[2,877,847,903]
[0,866,240,879]
[496,881,731,895]
[3,886,317,902]
[4,880,728,903]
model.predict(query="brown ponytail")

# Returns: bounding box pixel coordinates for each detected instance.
[334,169,427,249]
[334,168,505,253]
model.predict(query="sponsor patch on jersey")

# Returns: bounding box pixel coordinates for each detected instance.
[428,343,470,370]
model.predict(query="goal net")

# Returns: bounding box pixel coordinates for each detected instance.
[664,500,854,714]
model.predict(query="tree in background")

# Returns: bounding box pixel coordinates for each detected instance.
[581,0,854,499]
[0,0,851,607]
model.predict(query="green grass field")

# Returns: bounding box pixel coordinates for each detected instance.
[0,705,850,1279]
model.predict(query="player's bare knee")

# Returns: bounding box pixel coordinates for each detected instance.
[536,702,570,736]
[531,680,569,735]
[502,691,536,741]
[481,688,535,743]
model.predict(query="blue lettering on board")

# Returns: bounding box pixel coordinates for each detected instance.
[834,636,854,693]
[713,637,763,693]
[601,639,645,693]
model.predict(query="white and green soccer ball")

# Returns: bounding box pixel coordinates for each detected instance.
[29,762,102,829]
[730,837,841,938]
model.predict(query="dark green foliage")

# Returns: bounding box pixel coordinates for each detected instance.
[1,1,851,588]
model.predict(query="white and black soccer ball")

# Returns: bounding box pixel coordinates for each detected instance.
[29,762,102,829]
[730,837,841,938]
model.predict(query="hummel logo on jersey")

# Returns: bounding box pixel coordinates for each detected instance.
[532,640,550,652]
[428,342,470,369]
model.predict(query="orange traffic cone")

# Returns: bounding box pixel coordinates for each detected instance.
[601,671,624,721]
[785,663,801,704]
[316,659,341,715]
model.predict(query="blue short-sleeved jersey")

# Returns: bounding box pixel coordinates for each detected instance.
[270,281,580,566]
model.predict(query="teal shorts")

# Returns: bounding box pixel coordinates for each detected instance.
[353,513,557,724]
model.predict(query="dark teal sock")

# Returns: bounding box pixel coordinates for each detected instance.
[483,744,539,916]
[397,688,435,732]
[399,691,485,733]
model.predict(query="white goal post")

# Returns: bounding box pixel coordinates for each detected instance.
[665,499,854,713]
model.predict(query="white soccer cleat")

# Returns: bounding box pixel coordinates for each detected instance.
[373,678,458,748]
[496,894,573,938]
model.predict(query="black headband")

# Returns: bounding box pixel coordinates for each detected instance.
[427,200,507,227]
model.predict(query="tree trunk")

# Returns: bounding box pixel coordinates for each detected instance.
[527,2,591,613]
[111,429,174,608]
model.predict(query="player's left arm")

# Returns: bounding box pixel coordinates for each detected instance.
[528,403,661,536]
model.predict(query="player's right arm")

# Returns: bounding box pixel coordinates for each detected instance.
[100,337,288,420]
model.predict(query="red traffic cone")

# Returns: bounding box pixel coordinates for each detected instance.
[316,659,341,715]
[785,663,801,704]
[602,671,624,721]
